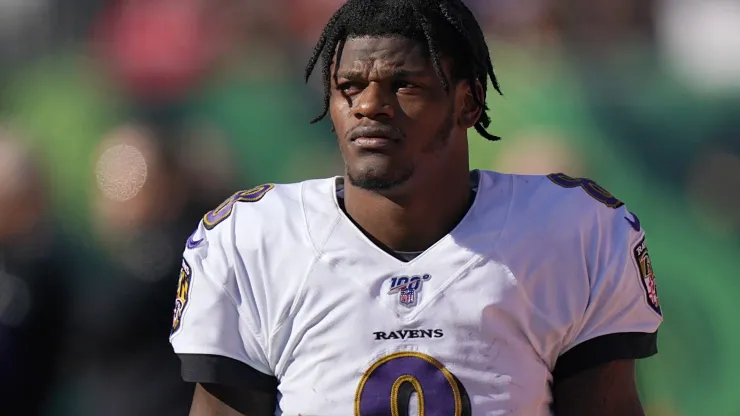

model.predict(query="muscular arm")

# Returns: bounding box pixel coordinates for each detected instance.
[190,384,244,416]
[189,383,276,416]
[552,360,645,416]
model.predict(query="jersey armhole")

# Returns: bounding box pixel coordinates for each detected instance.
[178,353,278,393]
[552,331,658,381]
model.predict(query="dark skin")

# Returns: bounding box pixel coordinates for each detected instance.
[553,360,646,415]
[332,36,479,252]
[189,384,244,416]
[188,36,646,415]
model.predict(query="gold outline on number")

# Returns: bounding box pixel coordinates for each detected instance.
[391,375,425,416]
[202,184,275,229]
[354,351,463,416]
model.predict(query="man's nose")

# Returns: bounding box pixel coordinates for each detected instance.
[353,82,395,120]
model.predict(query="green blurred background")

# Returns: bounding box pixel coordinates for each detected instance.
[0,0,738,415]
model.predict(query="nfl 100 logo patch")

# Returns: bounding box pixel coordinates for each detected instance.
[388,274,431,307]
[399,288,415,305]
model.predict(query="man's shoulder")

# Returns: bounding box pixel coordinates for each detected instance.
[479,170,630,230]
[476,172,653,328]
[201,177,335,232]
[179,178,336,330]
[186,176,339,272]
[473,171,639,265]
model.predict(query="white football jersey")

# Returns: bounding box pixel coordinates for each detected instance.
[170,170,662,416]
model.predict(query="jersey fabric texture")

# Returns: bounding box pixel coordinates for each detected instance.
[169,170,662,416]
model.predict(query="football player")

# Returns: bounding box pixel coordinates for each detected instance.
[169,0,663,414]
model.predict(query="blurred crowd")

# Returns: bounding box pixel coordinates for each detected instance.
[0,0,738,415]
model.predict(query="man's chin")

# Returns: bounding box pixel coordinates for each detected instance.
[347,166,414,192]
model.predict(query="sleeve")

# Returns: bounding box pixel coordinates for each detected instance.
[168,220,278,393]
[553,206,663,381]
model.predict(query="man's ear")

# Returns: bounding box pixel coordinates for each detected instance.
[458,79,484,129]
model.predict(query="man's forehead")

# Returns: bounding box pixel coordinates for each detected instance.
[335,36,432,71]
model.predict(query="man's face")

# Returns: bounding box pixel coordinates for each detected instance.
[329,36,465,192]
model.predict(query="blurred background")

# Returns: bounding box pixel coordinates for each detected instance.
[0,0,738,415]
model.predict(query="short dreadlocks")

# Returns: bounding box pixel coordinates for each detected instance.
[304,0,502,141]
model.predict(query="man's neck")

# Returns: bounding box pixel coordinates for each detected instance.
[342,169,474,253]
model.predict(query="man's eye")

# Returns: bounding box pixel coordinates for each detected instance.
[337,82,360,92]
[394,81,418,91]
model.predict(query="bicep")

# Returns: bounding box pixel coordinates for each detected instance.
[552,359,645,416]
[190,384,244,416]
[189,383,276,416]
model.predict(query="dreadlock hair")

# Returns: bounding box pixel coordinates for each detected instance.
[304,0,503,141]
